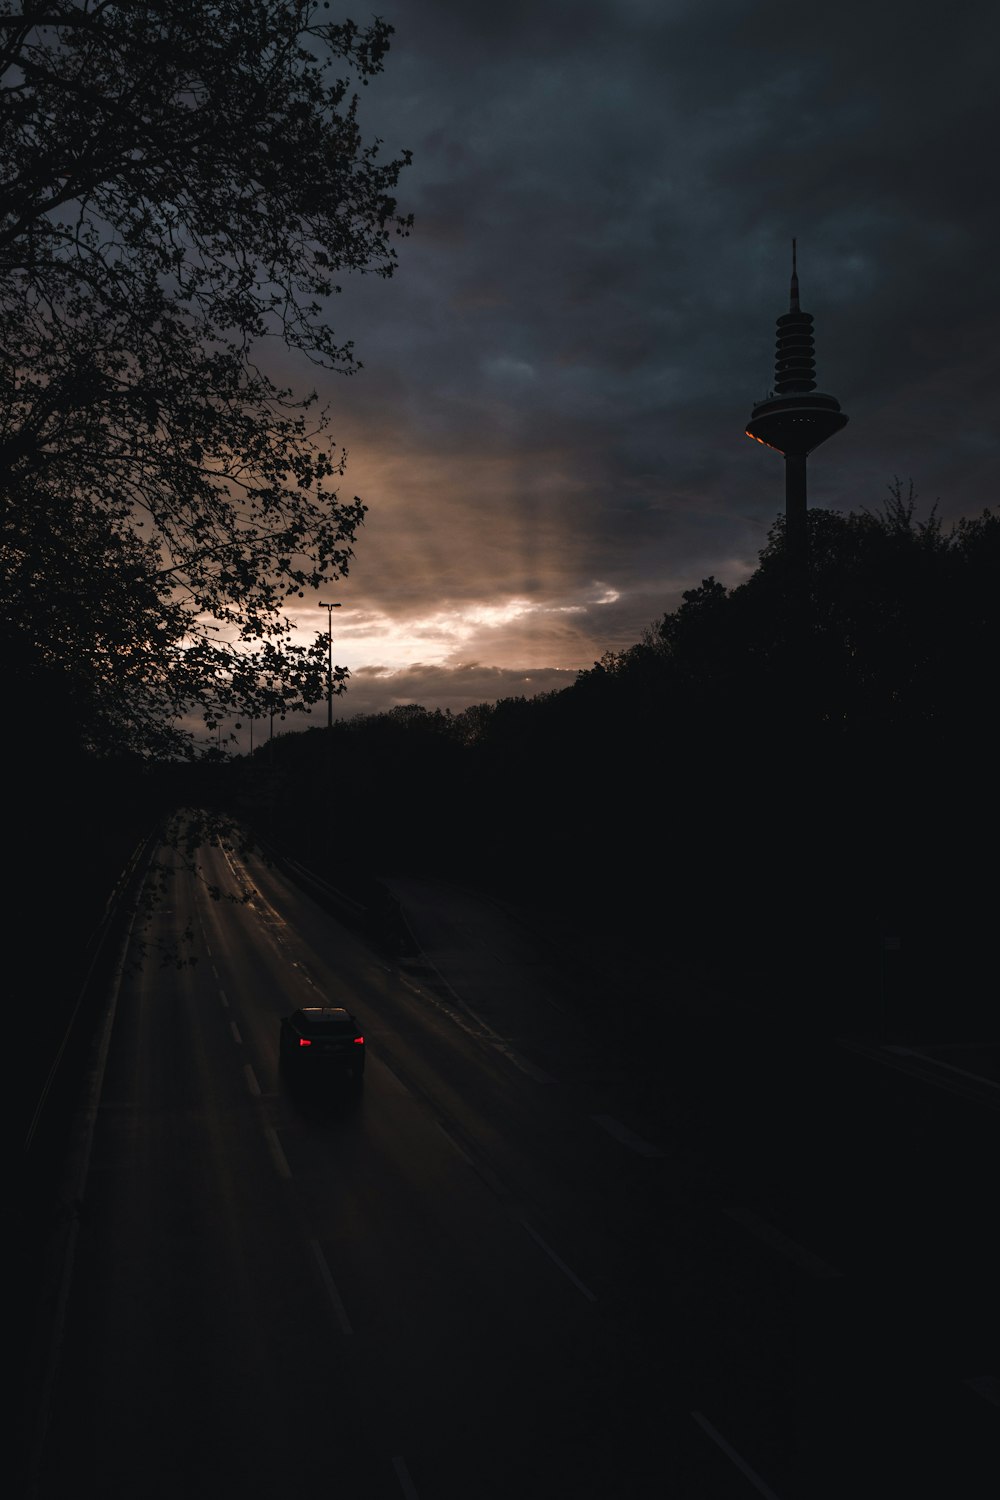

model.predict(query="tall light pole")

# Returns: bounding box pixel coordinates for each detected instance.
[320,602,342,728]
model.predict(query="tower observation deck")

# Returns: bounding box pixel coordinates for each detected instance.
[746,241,848,562]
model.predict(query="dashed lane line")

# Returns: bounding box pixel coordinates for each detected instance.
[692,1412,783,1499]
[392,1455,420,1498]
[591,1113,663,1158]
[432,1120,511,1200]
[964,1374,1000,1408]
[435,1121,474,1166]
[402,959,560,1084]
[839,1037,1000,1108]
[719,1202,844,1279]
[25,889,145,1494]
[520,1219,597,1303]
[492,1040,557,1083]
[264,1126,291,1180]
[309,1238,353,1336]
[885,1046,1000,1090]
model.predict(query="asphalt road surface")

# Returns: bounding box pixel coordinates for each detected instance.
[23,838,999,1498]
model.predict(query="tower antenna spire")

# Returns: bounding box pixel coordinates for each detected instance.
[790,237,799,312]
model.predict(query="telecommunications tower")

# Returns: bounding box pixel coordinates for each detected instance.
[745,241,848,564]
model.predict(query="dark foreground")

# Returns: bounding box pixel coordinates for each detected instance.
[19,848,999,1498]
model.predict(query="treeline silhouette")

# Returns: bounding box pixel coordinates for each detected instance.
[18,488,994,1149]
[219,490,997,1045]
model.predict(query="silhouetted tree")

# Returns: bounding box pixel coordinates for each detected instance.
[582,485,998,751]
[220,488,995,1035]
[1,1,411,756]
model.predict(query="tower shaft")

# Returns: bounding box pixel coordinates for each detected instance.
[785,451,807,568]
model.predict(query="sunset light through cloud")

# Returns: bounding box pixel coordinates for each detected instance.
[287,581,634,711]
[251,0,994,727]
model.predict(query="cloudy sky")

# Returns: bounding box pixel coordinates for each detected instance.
[275,0,998,727]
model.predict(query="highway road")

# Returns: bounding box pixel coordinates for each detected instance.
[24,836,999,1498]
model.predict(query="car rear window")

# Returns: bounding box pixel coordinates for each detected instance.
[296,1008,355,1036]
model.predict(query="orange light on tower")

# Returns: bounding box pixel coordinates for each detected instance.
[745,240,848,565]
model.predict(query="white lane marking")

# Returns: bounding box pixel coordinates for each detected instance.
[436,1122,474,1165]
[26,884,145,1486]
[220,843,257,902]
[241,874,287,928]
[386,1074,509,1196]
[591,1114,663,1158]
[411,956,496,1034]
[430,1115,509,1198]
[399,975,490,1043]
[243,1063,261,1097]
[886,1047,1000,1090]
[403,953,557,1083]
[377,1061,412,1096]
[719,1203,844,1279]
[964,1374,1000,1408]
[520,1219,597,1303]
[222,845,289,928]
[229,1021,242,1045]
[309,1239,354,1336]
[691,1411,783,1499]
[839,1037,1000,1107]
[392,1455,420,1498]
[492,1040,556,1083]
[401,974,556,1083]
[264,1126,291,1180]
[219,988,229,1009]
[211,963,219,979]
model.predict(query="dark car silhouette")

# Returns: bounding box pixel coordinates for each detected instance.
[280,1006,365,1085]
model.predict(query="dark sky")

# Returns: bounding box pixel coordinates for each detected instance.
[275,0,999,725]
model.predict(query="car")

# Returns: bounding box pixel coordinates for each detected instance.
[279,1006,365,1085]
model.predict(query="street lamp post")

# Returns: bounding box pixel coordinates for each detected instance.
[320,602,342,728]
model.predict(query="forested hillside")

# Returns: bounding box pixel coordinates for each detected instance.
[220,492,998,1043]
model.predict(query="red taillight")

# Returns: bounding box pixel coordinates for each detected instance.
[298,1037,312,1047]
[353,1034,364,1046]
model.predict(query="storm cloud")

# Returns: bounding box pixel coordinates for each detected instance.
[278,0,998,722]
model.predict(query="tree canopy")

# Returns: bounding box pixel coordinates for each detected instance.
[577,485,999,743]
[233,489,996,1037]
[1,0,411,756]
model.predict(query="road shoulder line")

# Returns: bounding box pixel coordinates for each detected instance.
[591,1113,663,1157]
[691,1411,783,1499]
[719,1202,844,1279]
